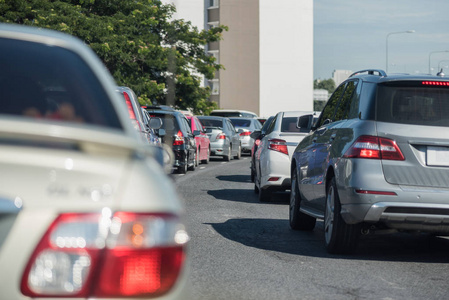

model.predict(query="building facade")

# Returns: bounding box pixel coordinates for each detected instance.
[163,0,314,117]
[332,69,353,87]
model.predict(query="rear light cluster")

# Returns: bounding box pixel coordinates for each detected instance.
[343,135,405,160]
[268,139,288,155]
[239,131,251,137]
[123,92,141,131]
[173,130,184,146]
[21,210,188,298]
[216,133,226,140]
[422,81,449,86]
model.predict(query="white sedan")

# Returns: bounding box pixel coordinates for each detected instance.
[0,24,189,299]
[254,110,318,202]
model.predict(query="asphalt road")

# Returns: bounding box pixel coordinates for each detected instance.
[173,155,449,300]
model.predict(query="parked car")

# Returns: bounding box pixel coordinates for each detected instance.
[197,116,241,161]
[254,111,316,202]
[229,117,262,155]
[250,115,275,182]
[186,115,211,164]
[0,24,189,299]
[210,109,258,118]
[145,107,197,173]
[290,69,449,254]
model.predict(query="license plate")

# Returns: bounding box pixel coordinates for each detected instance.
[427,146,449,166]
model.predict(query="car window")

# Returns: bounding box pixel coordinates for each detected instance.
[182,117,192,134]
[150,113,180,131]
[316,83,345,127]
[0,38,122,129]
[198,118,222,128]
[334,80,358,121]
[376,81,449,126]
[265,114,278,134]
[230,118,251,127]
[228,120,236,132]
[194,118,204,132]
[281,117,301,132]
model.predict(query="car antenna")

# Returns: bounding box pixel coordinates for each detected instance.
[437,68,445,77]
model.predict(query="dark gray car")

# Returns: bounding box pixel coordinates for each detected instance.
[290,69,449,254]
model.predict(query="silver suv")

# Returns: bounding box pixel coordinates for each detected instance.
[290,69,449,254]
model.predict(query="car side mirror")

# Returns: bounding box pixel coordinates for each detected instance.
[297,115,313,133]
[250,130,261,139]
[149,117,163,130]
[237,128,244,134]
[157,128,166,137]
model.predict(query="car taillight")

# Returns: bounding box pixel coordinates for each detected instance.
[240,131,251,136]
[343,135,405,160]
[173,130,184,146]
[217,133,226,139]
[21,210,188,298]
[255,139,261,146]
[268,139,288,155]
[123,92,141,131]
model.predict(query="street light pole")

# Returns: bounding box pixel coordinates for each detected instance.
[386,30,415,73]
[428,50,449,74]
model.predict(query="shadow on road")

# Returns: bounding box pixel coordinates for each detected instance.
[206,218,449,262]
[216,175,252,183]
[207,189,289,204]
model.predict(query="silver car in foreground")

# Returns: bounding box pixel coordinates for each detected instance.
[0,24,189,299]
[290,69,449,254]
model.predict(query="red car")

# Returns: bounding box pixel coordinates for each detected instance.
[186,115,211,165]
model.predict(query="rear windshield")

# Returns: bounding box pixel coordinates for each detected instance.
[198,118,222,128]
[210,112,241,117]
[376,81,449,126]
[229,118,251,127]
[147,113,180,131]
[281,117,302,132]
[0,38,122,129]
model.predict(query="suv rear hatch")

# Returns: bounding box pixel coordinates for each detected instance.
[375,80,449,188]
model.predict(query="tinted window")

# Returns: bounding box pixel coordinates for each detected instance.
[0,38,122,129]
[334,80,358,121]
[229,118,251,127]
[376,81,449,126]
[281,117,300,132]
[198,118,223,128]
[316,83,345,127]
[265,114,278,134]
[149,113,180,131]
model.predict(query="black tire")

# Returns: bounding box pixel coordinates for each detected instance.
[289,168,316,230]
[250,167,255,183]
[258,187,271,202]
[201,147,210,164]
[224,145,231,161]
[178,156,188,174]
[324,177,360,254]
[234,144,241,160]
[188,152,196,171]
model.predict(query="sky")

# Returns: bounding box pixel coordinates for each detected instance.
[314,0,449,80]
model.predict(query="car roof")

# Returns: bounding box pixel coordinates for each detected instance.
[347,69,449,84]
[281,111,317,118]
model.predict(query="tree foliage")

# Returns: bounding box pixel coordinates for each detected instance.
[0,0,226,114]
[314,78,336,94]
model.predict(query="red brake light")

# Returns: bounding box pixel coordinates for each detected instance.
[422,81,449,86]
[255,139,261,146]
[124,92,136,120]
[21,211,188,298]
[343,135,405,160]
[240,131,251,136]
[217,133,226,139]
[173,130,184,145]
[268,139,288,155]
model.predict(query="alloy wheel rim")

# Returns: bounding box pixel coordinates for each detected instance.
[324,185,335,244]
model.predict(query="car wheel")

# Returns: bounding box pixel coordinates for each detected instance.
[195,149,200,167]
[254,168,259,194]
[234,144,241,160]
[224,145,231,161]
[258,186,271,202]
[178,156,188,174]
[289,167,316,230]
[202,147,210,164]
[324,177,360,254]
[250,167,255,183]
[188,152,196,171]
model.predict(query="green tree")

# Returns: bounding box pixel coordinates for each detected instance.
[0,0,226,114]
[314,78,336,94]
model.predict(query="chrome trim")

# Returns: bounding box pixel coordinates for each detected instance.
[365,202,449,222]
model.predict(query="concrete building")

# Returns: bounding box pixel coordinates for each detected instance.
[162,0,314,117]
[313,89,329,102]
